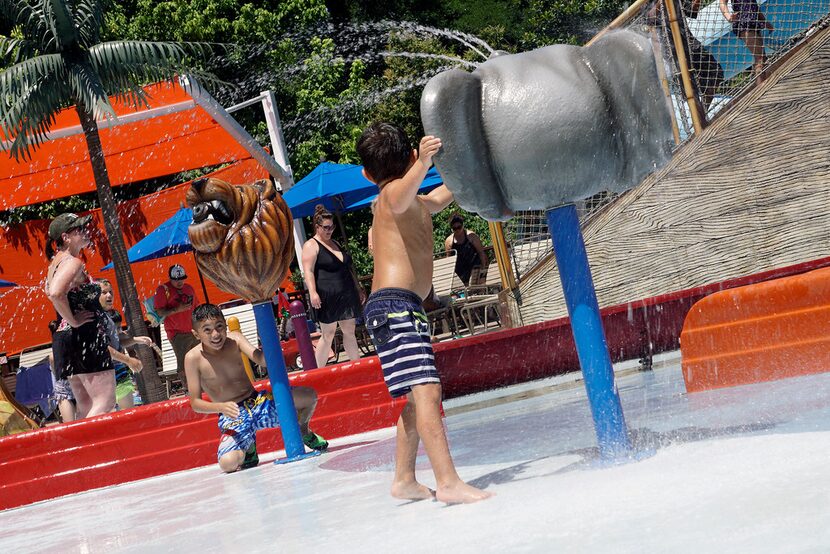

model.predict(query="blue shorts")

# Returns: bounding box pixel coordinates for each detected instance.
[217,391,279,459]
[364,288,441,398]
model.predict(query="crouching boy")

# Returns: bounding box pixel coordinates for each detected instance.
[185,304,328,473]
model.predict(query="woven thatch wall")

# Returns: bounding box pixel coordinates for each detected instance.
[518,26,830,325]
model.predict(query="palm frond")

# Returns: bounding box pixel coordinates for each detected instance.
[90,40,191,69]
[0,36,38,65]
[44,0,80,51]
[65,59,116,121]
[0,0,52,51]
[0,0,33,27]
[89,40,223,95]
[1,72,73,161]
[72,0,106,48]
[0,53,65,104]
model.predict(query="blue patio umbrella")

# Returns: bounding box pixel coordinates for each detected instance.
[283,162,443,218]
[0,279,17,288]
[102,207,193,268]
[101,207,210,301]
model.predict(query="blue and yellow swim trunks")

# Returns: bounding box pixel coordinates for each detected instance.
[217,390,279,460]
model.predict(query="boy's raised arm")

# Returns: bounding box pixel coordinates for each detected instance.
[383,136,442,214]
[420,184,454,214]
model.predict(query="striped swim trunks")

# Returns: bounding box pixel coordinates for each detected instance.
[364,288,441,398]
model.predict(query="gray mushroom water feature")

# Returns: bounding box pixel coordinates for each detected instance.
[420,29,674,459]
[420,30,673,221]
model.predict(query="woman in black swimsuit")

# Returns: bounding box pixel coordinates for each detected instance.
[45,212,115,418]
[301,205,363,367]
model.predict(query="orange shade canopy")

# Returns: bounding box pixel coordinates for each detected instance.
[0,81,270,210]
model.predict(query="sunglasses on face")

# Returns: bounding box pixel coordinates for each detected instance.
[320,224,335,231]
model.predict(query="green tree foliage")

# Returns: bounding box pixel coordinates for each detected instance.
[3,0,632,280]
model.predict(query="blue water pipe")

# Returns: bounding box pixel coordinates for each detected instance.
[251,301,321,464]
[546,204,632,460]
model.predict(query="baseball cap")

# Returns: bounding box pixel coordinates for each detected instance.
[48,213,92,241]
[169,265,187,280]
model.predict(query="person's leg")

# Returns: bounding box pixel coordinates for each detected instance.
[410,383,492,503]
[68,375,92,419]
[218,411,254,472]
[171,334,190,391]
[315,322,337,367]
[117,390,135,409]
[290,386,318,435]
[58,399,76,422]
[338,319,361,361]
[391,398,435,500]
[740,30,767,81]
[81,371,117,417]
[289,386,328,450]
[218,449,246,472]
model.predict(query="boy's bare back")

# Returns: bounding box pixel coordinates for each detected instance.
[363,134,450,300]
[371,195,435,299]
[185,333,255,404]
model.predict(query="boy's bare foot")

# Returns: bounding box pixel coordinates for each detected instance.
[436,481,493,504]
[391,480,436,500]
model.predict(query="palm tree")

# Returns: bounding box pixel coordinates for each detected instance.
[0,0,219,403]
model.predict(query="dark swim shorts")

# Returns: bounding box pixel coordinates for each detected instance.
[364,288,441,398]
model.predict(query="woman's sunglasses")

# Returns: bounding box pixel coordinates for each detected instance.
[320,224,335,231]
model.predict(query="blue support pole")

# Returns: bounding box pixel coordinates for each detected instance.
[252,302,321,464]
[546,204,632,460]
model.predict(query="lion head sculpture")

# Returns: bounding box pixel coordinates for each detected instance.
[420,30,674,221]
[186,177,293,302]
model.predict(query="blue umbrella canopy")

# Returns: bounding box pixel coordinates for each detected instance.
[0,278,17,288]
[283,162,443,218]
[101,207,192,270]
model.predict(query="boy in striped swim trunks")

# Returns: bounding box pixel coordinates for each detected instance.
[357,122,492,504]
[184,304,328,473]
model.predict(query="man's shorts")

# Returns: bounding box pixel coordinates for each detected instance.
[364,288,441,398]
[217,390,279,460]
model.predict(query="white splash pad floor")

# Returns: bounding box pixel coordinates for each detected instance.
[2,352,830,553]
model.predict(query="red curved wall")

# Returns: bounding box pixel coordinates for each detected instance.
[4,255,830,511]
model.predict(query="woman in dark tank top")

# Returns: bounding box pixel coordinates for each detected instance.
[444,213,488,286]
[301,205,364,367]
[45,212,115,419]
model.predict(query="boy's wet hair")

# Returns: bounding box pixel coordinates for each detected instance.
[357,122,412,185]
[192,303,225,327]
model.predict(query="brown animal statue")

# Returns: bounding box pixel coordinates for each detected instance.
[186,177,293,303]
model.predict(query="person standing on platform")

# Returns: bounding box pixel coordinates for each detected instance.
[444,213,488,286]
[357,121,492,504]
[719,0,773,82]
[45,212,115,418]
[301,205,363,367]
[154,264,199,391]
[98,279,153,409]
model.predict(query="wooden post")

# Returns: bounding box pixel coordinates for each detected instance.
[487,222,517,291]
